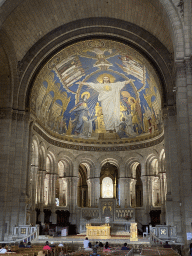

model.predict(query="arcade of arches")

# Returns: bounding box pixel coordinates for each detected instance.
[0,0,192,253]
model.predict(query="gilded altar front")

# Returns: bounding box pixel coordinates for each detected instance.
[86,223,111,239]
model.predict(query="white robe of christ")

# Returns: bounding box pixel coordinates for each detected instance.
[88,81,126,131]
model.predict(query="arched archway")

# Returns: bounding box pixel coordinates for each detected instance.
[100,162,118,199]
[77,164,88,207]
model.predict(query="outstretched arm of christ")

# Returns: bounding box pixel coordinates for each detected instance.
[124,78,135,85]
[76,81,102,92]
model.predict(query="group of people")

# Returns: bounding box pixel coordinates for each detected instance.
[83,237,130,254]
[0,241,32,253]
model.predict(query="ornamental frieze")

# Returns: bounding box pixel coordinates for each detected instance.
[33,124,164,152]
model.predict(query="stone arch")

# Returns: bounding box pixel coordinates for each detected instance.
[1,0,184,60]
[46,151,56,173]
[57,151,75,163]
[0,29,18,109]
[39,145,46,170]
[16,18,175,112]
[125,158,141,178]
[98,154,122,168]
[145,153,159,176]
[159,0,185,59]
[31,137,39,166]
[159,149,166,173]
[76,153,98,178]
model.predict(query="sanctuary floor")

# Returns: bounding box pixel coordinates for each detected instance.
[33,234,150,246]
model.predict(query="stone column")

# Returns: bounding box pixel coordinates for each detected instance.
[141,176,154,224]
[87,177,100,207]
[152,176,159,207]
[159,172,166,224]
[126,178,132,207]
[37,170,46,223]
[175,60,192,243]
[71,176,78,224]
[118,178,127,208]
[59,178,66,206]
[65,176,78,223]
[30,165,38,225]
[130,179,136,207]
[87,179,92,207]
[50,174,57,224]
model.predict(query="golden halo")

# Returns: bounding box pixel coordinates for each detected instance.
[81,91,90,99]
[121,91,131,99]
[97,73,116,83]
[128,96,136,105]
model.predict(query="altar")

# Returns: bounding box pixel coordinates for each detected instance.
[86,223,111,239]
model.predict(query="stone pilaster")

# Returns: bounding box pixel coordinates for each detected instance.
[65,176,78,223]
[159,172,166,224]
[30,165,38,225]
[130,179,136,207]
[175,60,192,243]
[141,176,154,224]
[0,110,34,240]
[87,177,100,207]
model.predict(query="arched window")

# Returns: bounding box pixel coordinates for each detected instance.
[102,177,113,198]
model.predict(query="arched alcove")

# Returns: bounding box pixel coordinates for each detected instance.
[135,164,143,207]
[77,164,88,207]
[100,162,118,199]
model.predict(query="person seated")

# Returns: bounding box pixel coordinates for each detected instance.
[121,243,130,250]
[0,244,7,254]
[43,241,52,251]
[103,242,111,251]
[163,241,171,248]
[58,243,64,247]
[99,242,103,247]
[50,242,55,248]
[94,242,99,249]
[26,242,32,248]
[7,244,12,252]
[59,251,64,256]
[83,237,90,248]
[85,242,93,251]
[90,247,100,256]
[19,241,25,248]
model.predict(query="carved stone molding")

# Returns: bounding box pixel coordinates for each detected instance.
[33,124,164,152]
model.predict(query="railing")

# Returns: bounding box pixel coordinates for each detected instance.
[0,225,39,244]
[18,226,39,244]
[150,229,182,255]
[126,248,133,256]
[150,229,165,245]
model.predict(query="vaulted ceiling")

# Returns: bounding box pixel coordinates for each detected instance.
[0,0,174,62]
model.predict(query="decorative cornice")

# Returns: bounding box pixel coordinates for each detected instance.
[33,124,164,152]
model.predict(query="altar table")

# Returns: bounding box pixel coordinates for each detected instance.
[86,223,111,239]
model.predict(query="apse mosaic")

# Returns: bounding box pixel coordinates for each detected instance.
[30,39,163,143]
